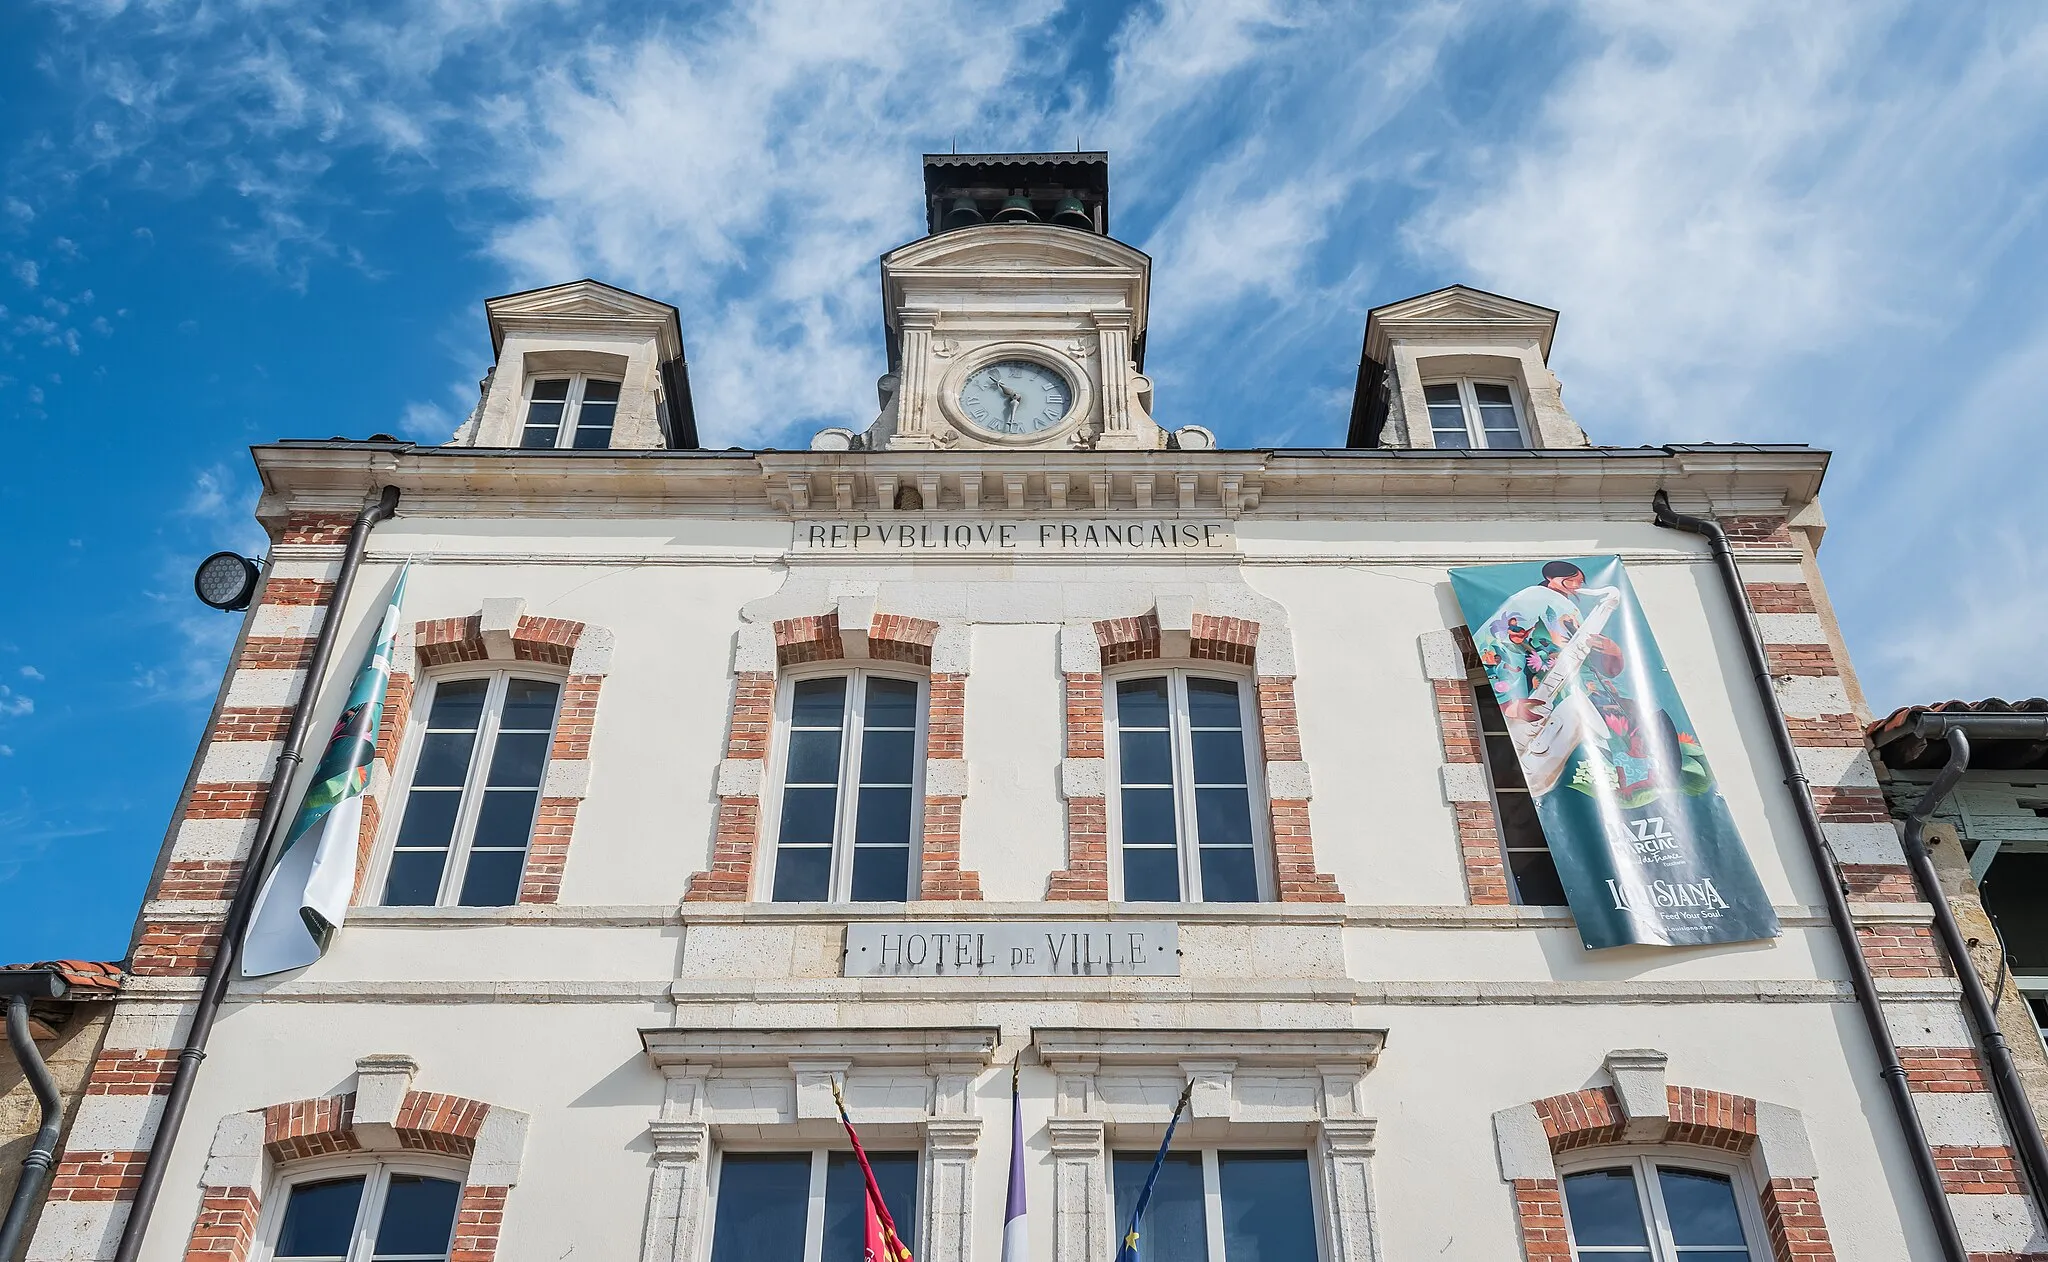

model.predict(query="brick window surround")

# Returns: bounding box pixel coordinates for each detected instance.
[1047,610,1341,902]
[1497,1054,1835,1261]
[684,608,980,901]
[363,609,611,906]
[182,1057,528,1262]
[1422,626,1515,905]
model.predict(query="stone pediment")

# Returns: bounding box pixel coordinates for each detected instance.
[884,224,1150,275]
[485,279,684,359]
[1363,284,1559,362]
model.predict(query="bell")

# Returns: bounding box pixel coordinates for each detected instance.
[992,195,1039,223]
[941,197,984,230]
[1050,196,1093,230]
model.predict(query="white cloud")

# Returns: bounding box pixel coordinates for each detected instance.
[11,259,37,288]
[19,666,43,681]
[0,686,32,718]
[399,399,459,442]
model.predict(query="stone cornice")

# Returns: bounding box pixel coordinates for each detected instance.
[639,1026,1001,1069]
[249,442,1829,525]
[1032,1027,1385,1070]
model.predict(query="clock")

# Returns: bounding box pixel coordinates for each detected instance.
[958,359,1072,436]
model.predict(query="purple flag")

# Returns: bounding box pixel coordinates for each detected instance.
[1003,1065,1027,1262]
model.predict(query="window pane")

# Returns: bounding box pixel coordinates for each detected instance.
[1112,1152,1207,1262]
[1199,845,1259,904]
[864,676,919,728]
[1496,792,1543,847]
[1509,849,1568,907]
[1563,1169,1653,1250]
[519,425,560,449]
[471,790,539,850]
[854,786,913,844]
[1116,678,1170,729]
[569,419,613,449]
[394,791,460,848]
[786,729,843,785]
[382,849,449,907]
[710,1155,811,1262]
[1484,735,1527,788]
[1218,1152,1316,1262]
[1432,424,1472,449]
[427,678,489,728]
[778,787,839,843]
[485,732,550,787]
[1194,788,1254,844]
[500,679,560,730]
[1121,788,1177,843]
[1191,730,1247,785]
[771,845,831,902]
[1185,677,1242,728]
[1120,731,1174,786]
[275,1176,366,1259]
[412,731,478,789]
[531,379,571,401]
[1426,383,1470,447]
[1123,847,1181,902]
[824,1153,918,1262]
[457,849,526,906]
[1660,1168,1748,1249]
[373,1173,461,1259]
[792,677,849,727]
[849,845,910,901]
[521,396,566,448]
[1472,383,1513,406]
[861,729,916,785]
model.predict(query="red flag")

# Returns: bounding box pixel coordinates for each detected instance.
[833,1080,914,1262]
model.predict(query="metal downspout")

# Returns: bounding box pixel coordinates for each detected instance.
[111,485,400,1262]
[1651,490,1970,1262]
[1901,720,2048,1221]
[0,972,67,1262]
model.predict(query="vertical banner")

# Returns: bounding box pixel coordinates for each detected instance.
[1450,555,1778,949]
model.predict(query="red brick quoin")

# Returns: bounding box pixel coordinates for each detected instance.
[1511,1086,1834,1261]
[685,610,980,901]
[355,615,605,905]
[1047,612,1341,902]
[181,1091,507,1262]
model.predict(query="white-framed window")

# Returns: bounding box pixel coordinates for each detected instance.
[765,670,925,902]
[380,671,562,907]
[519,375,621,450]
[1108,672,1267,903]
[1111,1147,1320,1262]
[1559,1152,1767,1260]
[262,1160,464,1262]
[707,1149,918,1262]
[1474,677,1566,905]
[1423,379,1527,449]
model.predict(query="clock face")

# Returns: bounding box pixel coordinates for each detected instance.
[958,359,1072,436]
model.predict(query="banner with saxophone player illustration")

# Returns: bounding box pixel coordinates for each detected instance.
[1450,555,1779,949]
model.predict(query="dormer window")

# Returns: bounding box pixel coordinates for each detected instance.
[520,376,620,450]
[1425,380,1527,449]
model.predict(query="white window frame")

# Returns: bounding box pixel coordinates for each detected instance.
[706,1147,921,1262]
[254,1156,468,1262]
[373,667,565,908]
[1422,377,1529,449]
[1103,668,1273,903]
[520,373,622,450]
[1555,1149,1770,1260]
[759,666,928,902]
[1110,1144,1328,1262]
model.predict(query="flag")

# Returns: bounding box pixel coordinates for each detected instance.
[1002,1061,1027,1262]
[1113,1080,1194,1262]
[833,1079,915,1262]
[242,566,410,977]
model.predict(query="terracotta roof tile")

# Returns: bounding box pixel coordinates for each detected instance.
[0,960,126,995]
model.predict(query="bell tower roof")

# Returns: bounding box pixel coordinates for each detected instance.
[922,152,1110,236]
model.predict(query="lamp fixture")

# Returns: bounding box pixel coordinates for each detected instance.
[194,552,261,612]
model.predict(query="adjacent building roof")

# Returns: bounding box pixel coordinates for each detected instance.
[1868,698,2048,771]
[0,959,125,995]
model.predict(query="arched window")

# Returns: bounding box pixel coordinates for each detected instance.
[380,670,563,906]
[266,1161,464,1262]
[1559,1153,1766,1260]
[519,375,620,449]
[1423,378,1527,449]
[1107,670,1266,902]
[765,669,926,902]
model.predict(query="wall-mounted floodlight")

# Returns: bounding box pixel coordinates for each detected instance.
[194,552,261,612]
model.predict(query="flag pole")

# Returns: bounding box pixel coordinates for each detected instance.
[1114,1079,1194,1262]
[833,1078,915,1262]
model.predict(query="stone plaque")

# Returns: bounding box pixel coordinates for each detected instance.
[843,922,1180,978]
[793,519,1234,556]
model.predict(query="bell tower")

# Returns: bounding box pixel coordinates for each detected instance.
[822,152,1183,453]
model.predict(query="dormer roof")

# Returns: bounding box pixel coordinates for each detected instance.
[1360,284,1560,366]
[484,278,687,362]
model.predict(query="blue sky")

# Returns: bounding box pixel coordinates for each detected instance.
[3,0,2046,963]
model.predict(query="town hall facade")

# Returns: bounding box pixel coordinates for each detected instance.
[23,153,2044,1262]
